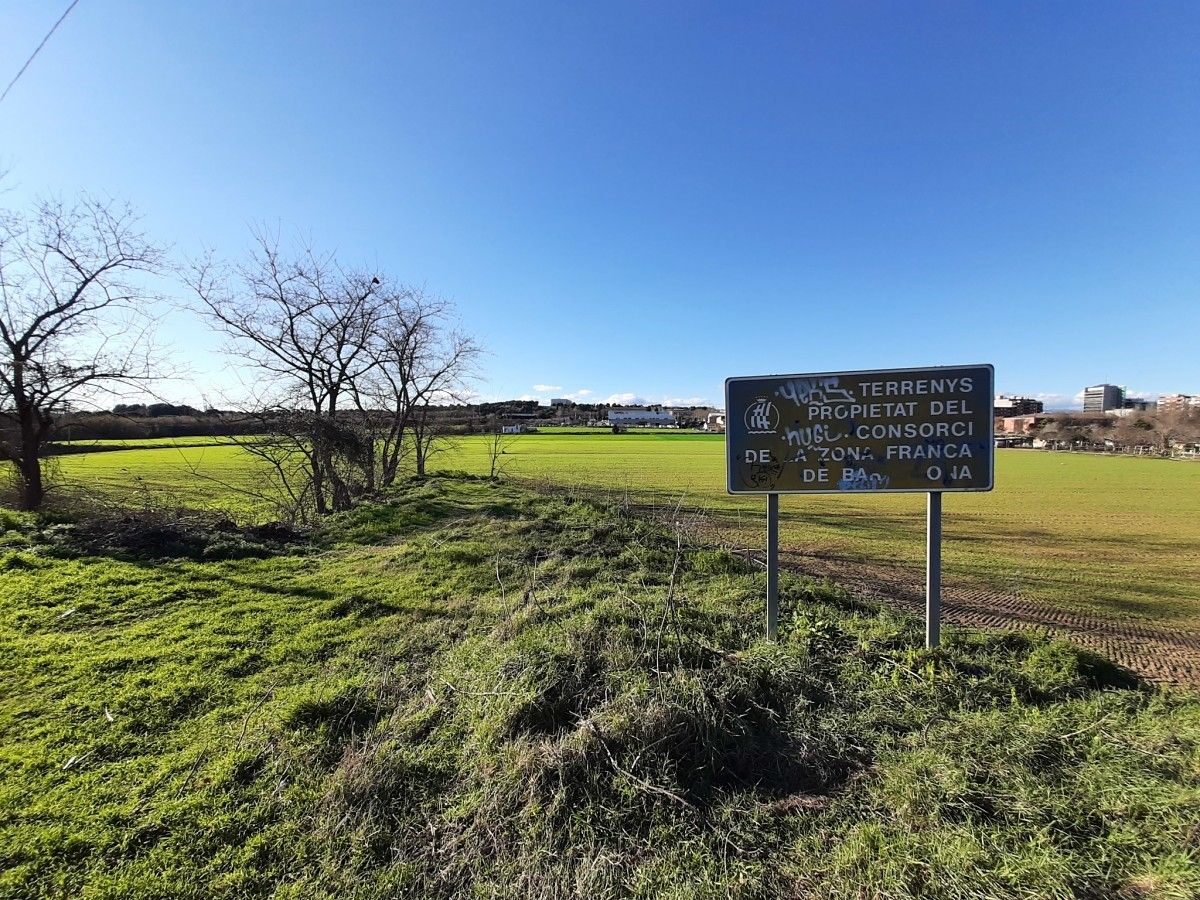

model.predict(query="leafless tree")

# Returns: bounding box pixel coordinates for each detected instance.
[0,196,165,509]
[1110,415,1152,453]
[364,291,480,479]
[354,290,434,488]
[485,415,514,479]
[1145,410,1196,456]
[1038,410,1200,458]
[187,232,383,516]
[188,232,479,519]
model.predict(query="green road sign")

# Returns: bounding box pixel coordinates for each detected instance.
[725,364,995,494]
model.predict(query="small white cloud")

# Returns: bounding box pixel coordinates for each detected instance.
[597,392,711,406]
[604,392,645,405]
[574,388,592,397]
[532,384,562,393]
[1033,392,1081,410]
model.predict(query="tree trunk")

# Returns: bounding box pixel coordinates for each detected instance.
[18,456,43,510]
[311,457,328,516]
[379,417,405,488]
[17,414,44,511]
[414,434,426,476]
[380,440,399,488]
[362,440,376,494]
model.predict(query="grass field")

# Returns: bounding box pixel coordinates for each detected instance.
[47,433,1200,629]
[47,441,277,520]
[2,477,1198,898]
[442,435,1200,629]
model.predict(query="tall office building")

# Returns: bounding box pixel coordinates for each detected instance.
[1082,384,1124,413]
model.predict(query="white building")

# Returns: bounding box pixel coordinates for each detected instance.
[607,406,676,426]
[549,398,573,407]
[704,411,726,432]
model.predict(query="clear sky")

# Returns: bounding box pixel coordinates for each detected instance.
[2,1,1197,409]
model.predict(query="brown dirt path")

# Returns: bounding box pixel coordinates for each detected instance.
[774,548,1200,689]
[574,493,1200,690]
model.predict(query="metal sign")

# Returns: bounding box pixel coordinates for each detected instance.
[725,364,994,494]
[725,363,995,649]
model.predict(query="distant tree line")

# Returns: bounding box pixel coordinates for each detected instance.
[41,393,718,450]
[1031,411,1200,456]
[48,412,262,444]
[31,396,714,449]
[111,402,208,418]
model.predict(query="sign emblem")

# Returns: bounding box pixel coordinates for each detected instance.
[744,397,779,434]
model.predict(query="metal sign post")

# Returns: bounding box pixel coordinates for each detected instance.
[723,364,994,645]
[767,492,779,640]
[926,491,942,648]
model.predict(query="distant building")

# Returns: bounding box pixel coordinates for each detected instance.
[664,406,717,428]
[1159,394,1200,414]
[993,395,1043,416]
[704,411,726,433]
[995,414,1048,435]
[1082,384,1124,413]
[994,413,1049,446]
[549,398,573,407]
[501,424,527,434]
[607,406,676,426]
[1121,396,1154,412]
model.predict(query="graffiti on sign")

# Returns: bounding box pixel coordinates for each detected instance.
[725,365,994,494]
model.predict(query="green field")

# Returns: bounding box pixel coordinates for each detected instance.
[48,441,277,520]
[440,433,1200,628]
[49,433,1200,629]
[3,477,1198,898]
[50,437,248,451]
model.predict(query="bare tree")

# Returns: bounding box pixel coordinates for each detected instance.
[365,291,480,479]
[1037,410,1200,458]
[354,290,435,489]
[410,336,479,477]
[188,232,479,518]
[187,232,383,516]
[485,415,514,479]
[1146,410,1194,457]
[1111,415,1152,453]
[0,196,165,509]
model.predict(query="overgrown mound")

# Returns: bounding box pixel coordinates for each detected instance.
[260,486,1196,898]
[1,478,1197,899]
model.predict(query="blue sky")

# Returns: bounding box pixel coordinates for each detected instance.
[2,1,1197,409]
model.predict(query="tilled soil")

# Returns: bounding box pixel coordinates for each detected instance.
[775,548,1200,689]
[622,499,1200,689]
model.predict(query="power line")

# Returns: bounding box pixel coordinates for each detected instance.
[0,0,83,107]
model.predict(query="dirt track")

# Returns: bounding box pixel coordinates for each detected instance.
[613,497,1200,689]
[774,548,1200,689]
